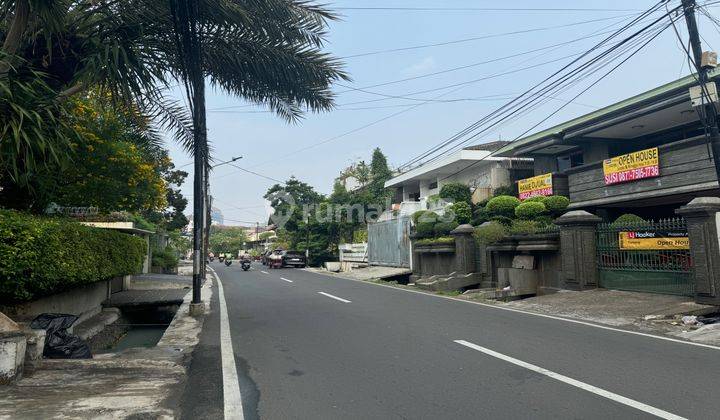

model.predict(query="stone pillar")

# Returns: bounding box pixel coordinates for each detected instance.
[676,197,720,305]
[451,224,476,275]
[555,210,602,290]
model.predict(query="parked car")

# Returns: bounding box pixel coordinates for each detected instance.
[281,250,306,268]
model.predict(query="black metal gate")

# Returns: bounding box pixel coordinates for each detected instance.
[596,218,694,296]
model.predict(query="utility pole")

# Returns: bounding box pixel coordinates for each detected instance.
[682,0,720,180]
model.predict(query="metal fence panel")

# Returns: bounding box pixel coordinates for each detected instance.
[596,217,694,296]
[368,217,411,267]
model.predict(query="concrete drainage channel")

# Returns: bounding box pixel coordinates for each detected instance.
[89,304,180,354]
[0,278,212,418]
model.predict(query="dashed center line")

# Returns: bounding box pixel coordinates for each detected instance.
[280,277,294,283]
[318,292,352,303]
[454,340,686,420]
[260,270,269,274]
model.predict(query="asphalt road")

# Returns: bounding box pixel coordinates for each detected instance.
[185,262,720,419]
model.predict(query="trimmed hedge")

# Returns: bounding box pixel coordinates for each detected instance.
[542,195,570,215]
[411,210,438,225]
[0,210,147,302]
[515,201,547,219]
[415,221,436,238]
[486,195,521,218]
[612,213,647,226]
[434,221,459,236]
[449,201,473,224]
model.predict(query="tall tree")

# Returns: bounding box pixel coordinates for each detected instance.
[369,148,393,201]
[0,0,348,183]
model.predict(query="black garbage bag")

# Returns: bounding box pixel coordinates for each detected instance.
[30,313,92,359]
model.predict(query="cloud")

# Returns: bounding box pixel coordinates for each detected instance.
[402,56,436,77]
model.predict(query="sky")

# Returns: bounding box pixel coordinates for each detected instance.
[163,0,720,227]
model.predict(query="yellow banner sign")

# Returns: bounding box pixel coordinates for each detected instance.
[603,147,659,185]
[618,231,689,250]
[518,173,553,200]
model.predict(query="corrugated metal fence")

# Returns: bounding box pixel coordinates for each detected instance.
[367,216,411,268]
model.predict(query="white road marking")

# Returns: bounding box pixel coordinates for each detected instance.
[307,271,720,351]
[211,268,245,420]
[318,292,351,303]
[280,277,294,283]
[260,270,269,274]
[454,340,686,420]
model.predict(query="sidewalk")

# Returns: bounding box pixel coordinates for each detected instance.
[0,273,212,418]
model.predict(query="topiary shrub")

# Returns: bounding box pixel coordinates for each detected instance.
[542,195,570,215]
[515,201,547,220]
[411,210,438,225]
[439,182,472,204]
[611,214,647,226]
[449,201,472,224]
[415,221,436,238]
[509,219,540,235]
[434,221,460,236]
[486,195,521,218]
[473,221,507,244]
[523,196,545,203]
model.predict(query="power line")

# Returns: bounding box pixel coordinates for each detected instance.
[242,10,651,171]
[397,2,673,171]
[213,162,285,183]
[434,9,678,183]
[334,7,643,12]
[341,14,637,59]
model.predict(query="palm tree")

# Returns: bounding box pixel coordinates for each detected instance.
[1,0,348,300]
[0,0,347,180]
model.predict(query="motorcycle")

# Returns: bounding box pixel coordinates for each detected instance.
[241,260,251,271]
[224,259,232,266]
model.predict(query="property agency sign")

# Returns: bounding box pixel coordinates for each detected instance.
[518,173,553,200]
[618,230,689,250]
[603,147,659,185]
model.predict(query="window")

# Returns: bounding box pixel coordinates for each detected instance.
[429,181,438,189]
[557,152,584,172]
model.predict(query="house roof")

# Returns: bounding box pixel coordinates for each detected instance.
[463,140,509,151]
[385,148,516,188]
[494,68,720,156]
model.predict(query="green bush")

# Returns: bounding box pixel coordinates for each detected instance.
[473,221,507,244]
[472,206,491,226]
[509,219,541,235]
[415,221,436,238]
[439,182,472,204]
[542,195,570,215]
[415,236,455,246]
[515,201,547,219]
[0,210,147,302]
[449,201,473,224]
[486,195,521,218]
[152,248,179,270]
[411,210,438,225]
[490,215,513,226]
[434,221,459,236]
[612,214,647,226]
[523,196,545,203]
